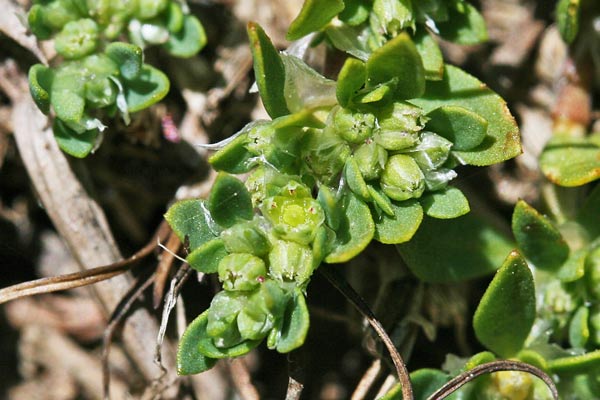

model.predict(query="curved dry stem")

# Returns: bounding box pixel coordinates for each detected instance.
[427,359,559,400]
[0,222,170,305]
[320,266,414,400]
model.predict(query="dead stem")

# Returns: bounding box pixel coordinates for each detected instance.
[285,376,304,400]
[320,266,414,400]
[102,273,156,400]
[351,359,382,400]
[228,358,260,400]
[153,231,182,309]
[427,360,559,400]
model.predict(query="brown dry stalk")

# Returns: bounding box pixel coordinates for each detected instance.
[153,231,182,309]
[320,266,414,400]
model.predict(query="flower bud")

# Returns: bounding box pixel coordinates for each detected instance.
[381,154,425,201]
[82,55,120,107]
[237,281,288,340]
[262,196,325,245]
[353,141,388,180]
[55,19,99,59]
[372,0,415,37]
[135,0,169,20]
[221,220,271,257]
[374,102,426,150]
[406,131,453,170]
[268,240,314,284]
[332,107,376,144]
[303,128,351,183]
[206,291,244,347]
[218,253,267,291]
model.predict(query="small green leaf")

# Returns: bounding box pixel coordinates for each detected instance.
[177,311,217,375]
[374,199,423,244]
[516,350,548,371]
[248,22,289,118]
[397,213,514,282]
[186,238,227,274]
[336,57,366,107]
[569,306,590,349]
[380,369,450,400]
[473,251,535,357]
[325,24,371,61]
[344,157,370,201]
[557,247,587,282]
[339,0,370,26]
[410,65,521,166]
[512,200,569,271]
[53,119,98,158]
[164,15,206,57]
[28,5,52,39]
[414,29,444,81]
[164,199,218,252]
[366,32,425,99]
[208,173,253,228]
[436,3,488,45]
[318,185,342,230]
[576,184,600,238]
[325,191,375,263]
[426,105,488,151]
[165,2,184,33]
[194,311,262,359]
[367,184,394,216]
[123,64,170,113]
[548,350,600,374]
[28,64,53,114]
[208,133,254,174]
[51,89,85,124]
[105,42,143,80]
[277,289,310,353]
[286,0,344,41]
[421,187,470,219]
[540,134,600,187]
[556,0,581,43]
[465,351,497,370]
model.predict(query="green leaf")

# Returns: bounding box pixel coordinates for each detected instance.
[410,65,521,166]
[512,200,569,271]
[366,32,425,99]
[53,119,98,158]
[165,2,184,33]
[208,173,253,228]
[105,42,143,80]
[374,199,423,244]
[569,306,590,349]
[286,0,344,41]
[420,187,470,219]
[51,89,85,124]
[556,0,581,43]
[380,369,450,400]
[336,57,366,107]
[276,289,310,353]
[426,105,488,151]
[397,213,514,282]
[540,134,600,187]
[516,350,548,371]
[465,351,497,370]
[325,24,371,61]
[208,133,254,174]
[28,5,52,39]
[367,184,394,216]
[123,64,170,113]
[164,199,218,252]
[344,157,370,201]
[436,3,488,45]
[557,247,587,282]
[325,191,375,263]
[338,0,370,26]
[548,350,600,374]
[576,184,600,239]
[248,22,289,118]
[414,29,444,81]
[473,251,535,357]
[280,54,337,113]
[193,311,262,359]
[28,64,53,114]
[186,238,227,274]
[177,312,217,375]
[164,15,207,57]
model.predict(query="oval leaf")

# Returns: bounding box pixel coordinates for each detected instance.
[397,213,514,282]
[248,22,289,118]
[208,133,254,174]
[512,200,569,271]
[344,157,370,201]
[325,191,375,263]
[177,311,217,375]
[164,199,219,251]
[436,3,488,45]
[123,64,170,113]
[208,173,253,228]
[187,238,228,273]
[473,250,535,357]
[105,42,143,80]
[286,0,344,41]
[556,0,581,43]
[53,119,98,158]
[28,64,53,114]
[414,29,444,81]
[420,187,470,219]
[540,134,600,187]
[336,57,366,107]
[410,65,521,166]
[366,32,425,99]
[426,105,488,151]
[548,349,600,374]
[374,199,423,244]
[276,289,310,353]
[164,15,207,57]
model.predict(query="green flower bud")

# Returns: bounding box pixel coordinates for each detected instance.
[221,220,271,257]
[332,107,376,144]
[82,55,120,108]
[381,154,425,201]
[374,102,427,150]
[206,290,245,348]
[422,168,457,191]
[268,240,314,284]
[353,141,388,180]
[237,281,288,340]
[39,0,84,32]
[218,253,267,292]
[54,19,99,59]
[303,128,351,184]
[135,0,168,20]
[492,371,533,400]
[372,0,415,37]
[406,131,453,170]
[262,196,325,245]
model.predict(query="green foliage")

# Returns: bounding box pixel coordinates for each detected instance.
[540,133,600,187]
[27,0,205,157]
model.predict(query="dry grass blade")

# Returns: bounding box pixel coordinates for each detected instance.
[228,359,260,400]
[427,360,559,400]
[320,266,414,400]
[153,231,182,309]
[0,222,169,305]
